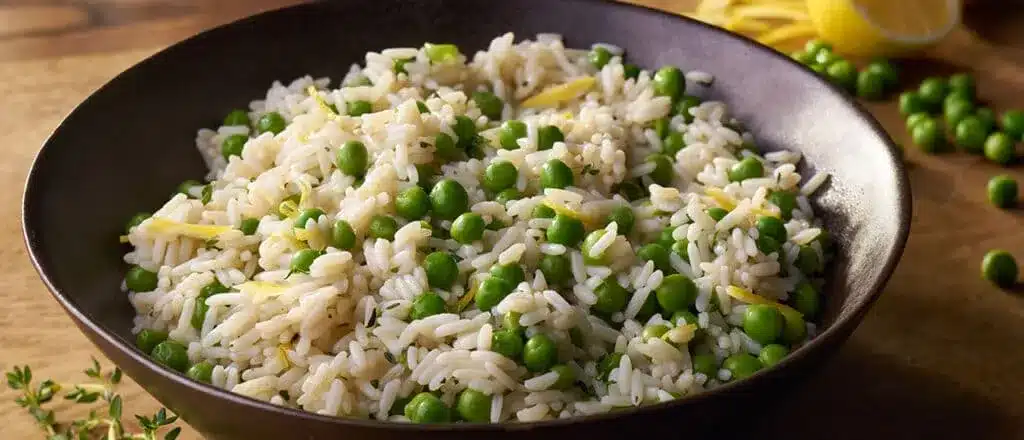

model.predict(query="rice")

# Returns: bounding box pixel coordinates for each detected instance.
[122,32,832,423]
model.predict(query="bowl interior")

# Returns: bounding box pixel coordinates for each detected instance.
[23,0,909,435]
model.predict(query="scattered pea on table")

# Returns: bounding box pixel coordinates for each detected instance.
[981,250,1019,288]
[987,175,1018,209]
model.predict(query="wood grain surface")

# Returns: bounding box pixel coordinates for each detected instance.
[2,1,1023,439]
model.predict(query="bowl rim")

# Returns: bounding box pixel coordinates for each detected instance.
[21,0,911,431]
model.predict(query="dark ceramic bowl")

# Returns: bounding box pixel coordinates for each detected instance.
[22,0,910,438]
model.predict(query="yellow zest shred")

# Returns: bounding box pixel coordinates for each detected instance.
[118,235,130,244]
[725,285,803,321]
[278,200,299,219]
[146,218,232,240]
[521,76,596,109]
[306,85,338,119]
[663,323,699,344]
[704,187,737,211]
[236,281,289,301]
[277,344,292,369]
[455,278,480,312]
[751,206,780,218]
[541,199,598,229]
[297,180,313,208]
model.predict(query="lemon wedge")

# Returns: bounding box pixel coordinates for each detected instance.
[146,218,231,240]
[806,0,961,57]
[521,77,596,109]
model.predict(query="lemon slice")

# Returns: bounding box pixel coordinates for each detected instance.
[806,0,961,57]
[521,77,596,109]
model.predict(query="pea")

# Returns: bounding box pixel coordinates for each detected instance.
[981,250,1019,288]
[472,91,503,121]
[135,329,168,355]
[537,125,564,151]
[944,99,974,129]
[654,274,697,314]
[186,361,214,383]
[692,354,718,376]
[906,110,928,131]
[495,120,527,150]
[539,254,572,286]
[489,264,525,289]
[221,134,247,159]
[405,392,449,423]
[392,58,412,75]
[790,51,815,65]
[449,213,484,244]
[481,161,518,193]
[706,207,728,222]
[587,46,613,69]
[390,397,411,416]
[825,60,857,91]
[918,76,948,108]
[723,353,762,380]
[768,190,797,220]
[653,118,670,139]
[423,251,458,289]
[486,218,507,231]
[758,344,789,367]
[550,364,576,389]
[409,292,447,321]
[491,329,524,360]
[987,175,1018,209]
[256,112,286,134]
[540,159,574,189]
[796,245,823,275]
[125,266,158,292]
[223,109,249,127]
[546,214,585,247]
[653,66,684,100]
[641,324,669,341]
[948,73,975,97]
[125,212,151,233]
[151,340,189,372]
[911,118,943,153]
[433,132,459,161]
[804,39,832,57]
[675,95,701,123]
[810,64,827,75]
[475,276,513,312]
[453,115,478,150]
[533,204,556,219]
[984,132,1016,165]
[497,313,522,334]
[330,220,356,250]
[177,180,202,197]
[636,243,673,274]
[728,156,764,182]
[756,216,787,243]
[1001,110,1024,140]
[671,239,690,260]
[623,63,641,80]
[455,389,491,422]
[368,215,398,240]
[424,43,460,63]
[616,180,647,201]
[782,312,807,344]
[671,310,698,327]
[593,279,629,316]
[292,208,324,229]
[415,163,436,190]
[663,131,685,156]
[429,179,469,219]
[290,249,322,274]
[646,154,674,186]
[898,91,928,116]
[336,140,369,177]
[235,217,259,236]
[756,235,780,255]
[607,205,635,235]
[814,49,839,67]
[856,70,885,100]
[581,230,611,264]
[392,187,429,221]
[523,333,558,372]
[955,116,989,154]
[743,304,783,344]
[635,291,660,322]
[416,101,430,114]
[976,107,997,133]
[865,59,898,89]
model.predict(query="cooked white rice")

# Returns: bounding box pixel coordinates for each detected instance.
[123,32,830,423]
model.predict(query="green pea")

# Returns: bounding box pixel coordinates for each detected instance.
[483,161,518,193]
[539,254,572,287]
[346,100,373,116]
[331,220,356,250]
[692,354,718,376]
[455,389,491,422]
[135,329,168,355]
[671,310,698,327]
[790,51,815,65]
[490,264,525,287]
[125,266,158,292]
[390,397,411,416]
[583,46,612,69]
[293,208,324,229]
[810,64,827,75]
[368,215,398,240]
[405,392,449,423]
[898,91,928,116]
[976,107,997,133]
[653,66,684,100]
[453,115,478,150]
[537,125,564,151]
[911,118,943,153]
[646,154,674,186]
[546,214,585,247]
[1001,110,1024,140]
[758,344,789,367]
[424,43,460,63]
[186,361,214,383]
[177,180,202,198]
[607,205,635,235]
[336,140,369,177]
[237,217,259,236]
[671,239,690,260]
[394,186,429,220]
[615,180,647,201]
[655,274,697,314]
[813,49,839,67]
[825,60,857,91]
[636,243,673,274]
[417,101,430,114]
[641,324,669,341]
[151,340,189,372]
[423,251,458,289]
[593,279,629,316]
[523,333,558,372]
[987,175,1018,209]
[540,159,574,189]
[491,329,524,360]
[290,249,322,274]
[756,235,780,255]
[955,116,989,154]
[723,353,762,380]
[948,73,975,97]
[944,98,974,129]
[981,249,1019,288]
[790,281,821,319]
[533,204,556,219]
[706,207,728,222]
[415,163,436,190]
[126,212,151,233]
[984,132,1016,165]
[728,157,764,182]
[429,179,469,219]
[918,76,948,108]
[865,59,898,89]
[256,112,286,134]
[663,131,685,157]
[657,227,678,250]
[475,277,513,312]
[472,91,504,121]
[221,134,247,159]
[433,132,460,161]
[756,216,787,243]
[796,245,823,275]
[855,70,886,100]
[550,364,576,389]
[580,229,610,264]
[451,213,485,244]
[675,95,701,123]
[499,312,522,334]
[804,40,832,57]
[623,63,641,80]
[768,190,797,220]
[223,109,249,127]
[392,57,413,75]
[743,304,783,344]
[653,118,670,140]
[782,312,807,344]
[497,120,527,150]
[410,292,447,321]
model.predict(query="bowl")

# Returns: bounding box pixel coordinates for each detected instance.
[22,0,910,438]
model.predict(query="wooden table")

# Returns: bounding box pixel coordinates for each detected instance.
[1,1,1022,438]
